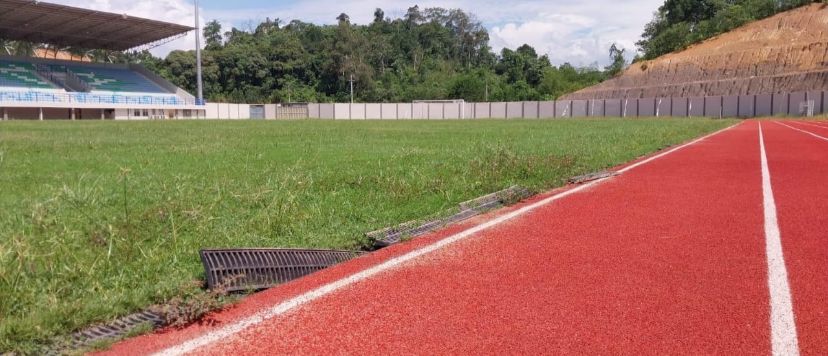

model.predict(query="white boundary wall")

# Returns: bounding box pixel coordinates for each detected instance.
[180,92,828,121]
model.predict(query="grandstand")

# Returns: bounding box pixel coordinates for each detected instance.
[0,0,204,120]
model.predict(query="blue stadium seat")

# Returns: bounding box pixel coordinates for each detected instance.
[0,60,55,89]
[66,65,169,93]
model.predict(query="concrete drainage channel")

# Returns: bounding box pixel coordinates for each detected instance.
[54,177,618,353]
[366,185,532,248]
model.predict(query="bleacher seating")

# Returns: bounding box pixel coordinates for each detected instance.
[0,60,55,89]
[67,65,167,93]
[0,57,197,108]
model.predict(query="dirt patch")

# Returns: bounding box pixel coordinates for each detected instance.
[564,4,828,99]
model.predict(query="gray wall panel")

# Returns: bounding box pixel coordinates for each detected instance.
[688,97,704,117]
[266,104,279,119]
[588,100,605,117]
[555,100,571,117]
[722,96,739,117]
[656,98,671,117]
[427,103,444,119]
[506,102,523,118]
[807,91,824,114]
[672,97,688,117]
[474,103,490,119]
[539,101,556,118]
[319,104,334,119]
[351,103,366,119]
[755,94,772,117]
[412,103,427,119]
[722,96,738,117]
[572,100,588,117]
[444,103,460,119]
[381,104,397,119]
[464,103,475,119]
[491,102,507,118]
[605,99,622,117]
[398,103,412,119]
[365,104,382,119]
[638,98,655,117]
[704,97,722,117]
[622,99,638,117]
[334,103,350,119]
[790,92,807,116]
[772,94,788,116]
[523,101,539,118]
[738,95,755,117]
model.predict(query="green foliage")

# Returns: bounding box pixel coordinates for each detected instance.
[605,44,627,77]
[638,0,819,59]
[155,7,613,103]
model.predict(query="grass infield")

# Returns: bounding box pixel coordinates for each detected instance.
[0,118,734,352]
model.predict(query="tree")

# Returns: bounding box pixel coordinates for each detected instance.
[203,20,223,50]
[373,8,385,24]
[605,44,627,77]
[336,13,350,25]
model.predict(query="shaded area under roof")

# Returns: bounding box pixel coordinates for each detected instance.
[0,0,194,51]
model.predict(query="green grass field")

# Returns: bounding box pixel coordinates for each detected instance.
[0,118,734,352]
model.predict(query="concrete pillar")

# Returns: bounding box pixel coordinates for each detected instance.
[70,108,76,120]
[100,110,105,120]
[1,107,6,120]
[39,107,43,121]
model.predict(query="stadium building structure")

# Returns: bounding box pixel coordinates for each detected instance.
[0,0,205,120]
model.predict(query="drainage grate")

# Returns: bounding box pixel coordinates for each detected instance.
[63,310,164,351]
[568,171,619,184]
[369,186,532,248]
[200,248,364,292]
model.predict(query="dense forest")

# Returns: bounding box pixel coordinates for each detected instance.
[1,1,821,103]
[141,7,621,103]
[637,0,819,59]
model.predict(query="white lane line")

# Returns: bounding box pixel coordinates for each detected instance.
[152,123,739,356]
[759,122,800,356]
[775,121,828,142]
[789,121,828,131]
[799,120,828,127]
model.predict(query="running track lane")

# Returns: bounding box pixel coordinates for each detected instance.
[764,121,828,356]
[103,121,781,355]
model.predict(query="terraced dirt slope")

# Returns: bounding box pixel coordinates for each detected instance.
[564,3,828,100]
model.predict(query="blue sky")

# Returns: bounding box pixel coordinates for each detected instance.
[47,0,663,66]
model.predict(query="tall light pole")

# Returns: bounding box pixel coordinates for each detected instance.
[194,0,204,105]
[349,74,354,104]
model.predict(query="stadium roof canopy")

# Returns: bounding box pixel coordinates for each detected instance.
[0,0,194,51]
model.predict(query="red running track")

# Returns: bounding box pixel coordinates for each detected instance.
[763,121,828,355]
[101,120,828,355]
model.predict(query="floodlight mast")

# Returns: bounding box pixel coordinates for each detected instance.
[195,0,204,105]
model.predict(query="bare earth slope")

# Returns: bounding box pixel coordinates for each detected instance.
[564,4,828,100]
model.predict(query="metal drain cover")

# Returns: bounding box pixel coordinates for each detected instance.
[568,171,619,184]
[200,248,364,292]
[64,310,163,351]
[369,186,532,248]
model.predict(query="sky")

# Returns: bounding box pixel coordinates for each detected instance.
[46,0,663,66]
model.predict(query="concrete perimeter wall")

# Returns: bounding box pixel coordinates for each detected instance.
[197,92,823,120]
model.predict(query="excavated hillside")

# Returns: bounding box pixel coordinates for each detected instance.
[564,3,828,100]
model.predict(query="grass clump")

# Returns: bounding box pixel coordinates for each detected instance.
[0,118,734,352]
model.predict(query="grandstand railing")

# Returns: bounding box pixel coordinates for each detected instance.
[0,90,202,106]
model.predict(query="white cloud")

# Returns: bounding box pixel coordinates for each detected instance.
[40,0,663,65]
